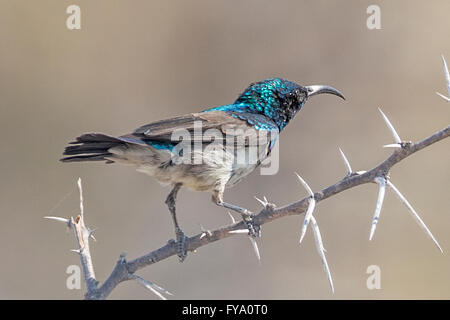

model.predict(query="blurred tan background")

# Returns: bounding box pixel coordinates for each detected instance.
[0,0,449,299]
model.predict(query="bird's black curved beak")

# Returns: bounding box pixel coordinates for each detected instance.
[305,85,345,100]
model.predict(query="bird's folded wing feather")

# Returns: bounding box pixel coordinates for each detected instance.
[126,110,279,148]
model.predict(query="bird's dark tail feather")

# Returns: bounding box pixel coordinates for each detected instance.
[60,133,124,163]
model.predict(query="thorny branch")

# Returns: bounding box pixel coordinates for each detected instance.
[46,57,450,300]
[45,178,99,297]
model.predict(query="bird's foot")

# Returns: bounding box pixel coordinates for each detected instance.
[242,214,261,238]
[217,201,252,217]
[172,227,187,262]
[217,201,261,237]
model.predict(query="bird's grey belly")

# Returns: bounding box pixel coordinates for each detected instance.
[136,145,268,191]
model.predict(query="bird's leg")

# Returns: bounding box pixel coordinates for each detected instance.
[212,188,261,238]
[165,183,187,262]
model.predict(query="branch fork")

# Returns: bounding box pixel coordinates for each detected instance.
[366,109,443,253]
[45,178,171,300]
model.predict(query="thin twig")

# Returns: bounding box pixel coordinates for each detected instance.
[71,178,98,296]
[47,178,172,300]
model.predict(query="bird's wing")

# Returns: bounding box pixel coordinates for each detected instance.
[127,110,279,149]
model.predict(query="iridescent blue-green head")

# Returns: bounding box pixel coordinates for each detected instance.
[235,78,345,130]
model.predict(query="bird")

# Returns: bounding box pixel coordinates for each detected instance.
[61,78,345,261]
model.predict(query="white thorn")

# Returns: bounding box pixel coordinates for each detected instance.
[254,196,267,207]
[436,91,450,102]
[378,108,402,144]
[300,197,316,244]
[88,227,98,241]
[295,172,314,196]
[199,224,211,239]
[71,249,81,254]
[338,148,352,174]
[77,178,84,218]
[248,236,261,264]
[295,173,316,244]
[229,229,250,234]
[44,216,70,226]
[227,212,236,224]
[311,216,334,293]
[356,170,367,175]
[441,54,450,97]
[383,144,402,148]
[132,275,172,300]
[369,177,387,241]
[149,281,173,296]
[386,181,443,253]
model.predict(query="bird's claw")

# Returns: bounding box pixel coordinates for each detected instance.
[217,201,260,236]
[175,227,187,262]
[242,214,261,238]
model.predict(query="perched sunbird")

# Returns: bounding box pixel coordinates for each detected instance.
[61,78,344,261]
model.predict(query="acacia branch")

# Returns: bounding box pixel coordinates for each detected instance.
[87,123,447,299]
[47,123,449,299]
[45,178,99,298]
[47,120,449,299]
